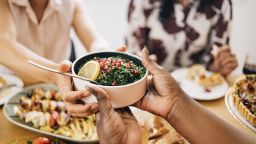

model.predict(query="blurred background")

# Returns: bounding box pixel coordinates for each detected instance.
[73,0,256,74]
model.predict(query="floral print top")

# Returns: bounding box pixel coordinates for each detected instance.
[125,0,232,71]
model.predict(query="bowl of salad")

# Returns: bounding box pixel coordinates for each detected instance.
[72,51,148,108]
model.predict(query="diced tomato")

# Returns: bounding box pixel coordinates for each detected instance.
[133,70,140,74]
[116,62,121,67]
[107,58,112,62]
[103,65,109,71]
[126,63,131,69]
[112,81,117,86]
[105,61,110,66]
[50,111,59,129]
[33,137,50,144]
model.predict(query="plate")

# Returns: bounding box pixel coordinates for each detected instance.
[225,88,256,133]
[171,68,229,100]
[3,83,98,144]
[0,73,24,105]
[7,136,67,144]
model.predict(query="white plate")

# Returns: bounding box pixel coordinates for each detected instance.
[171,68,229,100]
[225,88,256,133]
[0,73,24,105]
[3,83,98,143]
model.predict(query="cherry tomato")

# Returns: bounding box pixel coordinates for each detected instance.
[33,137,50,144]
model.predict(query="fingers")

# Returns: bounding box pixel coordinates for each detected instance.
[116,45,127,52]
[63,90,99,117]
[220,55,237,67]
[56,60,72,93]
[86,86,113,117]
[63,90,91,102]
[211,45,238,75]
[60,60,72,73]
[141,47,164,75]
[221,61,238,76]
[215,45,231,59]
[66,103,97,117]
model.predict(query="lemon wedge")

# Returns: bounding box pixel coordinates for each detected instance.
[78,60,100,80]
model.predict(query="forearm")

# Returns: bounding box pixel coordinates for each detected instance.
[73,0,109,52]
[167,94,256,144]
[0,37,58,84]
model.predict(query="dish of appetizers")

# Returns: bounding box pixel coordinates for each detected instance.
[8,136,67,144]
[225,75,256,133]
[171,65,229,100]
[3,83,98,143]
[0,73,23,105]
[72,51,148,108]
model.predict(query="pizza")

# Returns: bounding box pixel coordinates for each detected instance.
[233,75,256,126]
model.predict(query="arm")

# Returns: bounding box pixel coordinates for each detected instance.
[56,62,141,144]
[0,0,58,84]
[72,0,109,52]
[197,0,232,68]
[202,0,237,76]
[168,94,255,144]
[137,48,255,144]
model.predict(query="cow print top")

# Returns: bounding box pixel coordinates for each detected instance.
[125,0,232,71]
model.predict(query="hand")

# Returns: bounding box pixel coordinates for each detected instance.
[87,86,141,144]
[209,45,238,76]
[135,48,185,119]
[56,60,99,117]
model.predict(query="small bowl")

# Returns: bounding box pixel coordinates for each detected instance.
[72,51,148,108]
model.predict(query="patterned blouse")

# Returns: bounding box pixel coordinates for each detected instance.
[125,0,232,71]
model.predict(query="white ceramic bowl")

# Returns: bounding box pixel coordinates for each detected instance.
[72,51,148,108]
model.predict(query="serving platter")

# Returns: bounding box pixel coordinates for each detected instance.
[3,83,98,143]
[171,68,229,100]
[225,87,256,134]
[7,136,67,144]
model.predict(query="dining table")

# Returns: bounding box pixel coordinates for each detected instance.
[0,74,255,143]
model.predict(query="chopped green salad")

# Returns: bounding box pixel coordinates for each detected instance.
[81,56,146,86]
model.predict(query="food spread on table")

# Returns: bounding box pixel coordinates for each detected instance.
[0,76,6,89]
[78,56,146,86]
[232,75,256,127]
[29,137,66,144]
[13,87,98,140]
[187,65,224,91]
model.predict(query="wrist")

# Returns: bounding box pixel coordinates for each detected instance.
[165,92,192,125]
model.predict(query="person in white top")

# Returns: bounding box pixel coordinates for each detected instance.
[0,0,124,84]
